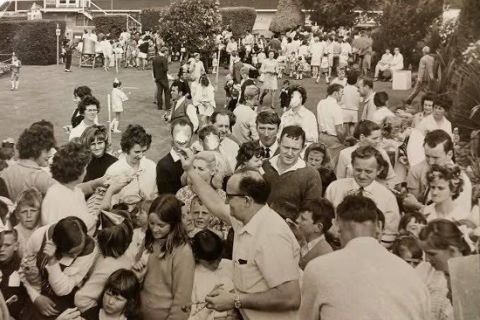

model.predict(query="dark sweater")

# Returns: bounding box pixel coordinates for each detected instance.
[83,153,118,182]
[0,177,9,199]
[262,161,323,219]
[0,253,27,319]
[156,153,184,195]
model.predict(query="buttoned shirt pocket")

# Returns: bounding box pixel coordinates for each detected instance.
[233,259,266,294]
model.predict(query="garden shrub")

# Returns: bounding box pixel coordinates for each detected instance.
[220,7,256,38]
[269,0,304,33]
[0,20,66,65]
[92,15,127,38]
[140,8,163,32]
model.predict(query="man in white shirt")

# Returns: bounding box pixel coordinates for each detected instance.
[326,145,400,246]
[341,72,361,136]
[390,47,404,71]
[232,85,259,144]
[336,120,396,186]
[404,129,472,215]
[372,91,395,125]
[256,111,281,159]
[300,195,430,320]
[69,96,100,141]
[373,48,394,80]
[183,167,301,320]
[280,85,318,145]
[211,110,240,172]
[317,84,346,168]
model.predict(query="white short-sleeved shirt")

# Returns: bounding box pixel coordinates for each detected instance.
[372,107,395,125]
[417,114,452,136]
[230,205,300,320]
[69,121,90,141]
[316,96,344,136]
[280,106,318,144]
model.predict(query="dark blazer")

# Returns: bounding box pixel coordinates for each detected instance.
[299,237,333,270]
[153,55,169,81]
[156,153,184,195]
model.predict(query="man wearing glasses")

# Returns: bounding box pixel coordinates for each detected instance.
[180,156,301,320]
[69,96,100,141]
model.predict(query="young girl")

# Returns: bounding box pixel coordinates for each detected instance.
[133,194,195,320]
[235,141,265,172]
[20,217,99,319]
[81,269,141,320]
[295,56,304,80]
[418,219,473,320]
[423,164,466,222]
[13,188,42,258]
[111,78,129,134]
[189,230,234,320]
[10,52,21,91]
[319,53,330,83]
[398,211,427,237]
[211,52,218,75]
[75,214,134,313]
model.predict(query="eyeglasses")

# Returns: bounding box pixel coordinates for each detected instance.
[225,193,246,201]
[86,109,98,113]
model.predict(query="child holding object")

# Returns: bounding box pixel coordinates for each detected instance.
[111,78,128,134]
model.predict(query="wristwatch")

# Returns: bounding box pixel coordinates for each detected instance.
[234,295,242,309]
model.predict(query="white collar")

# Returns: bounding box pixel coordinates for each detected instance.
[269,154,306,174]
[302,235,326,256]
[170,149,181,162]
[175,96,186,107]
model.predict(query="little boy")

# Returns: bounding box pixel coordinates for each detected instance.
[190,197,225,239]
[295,199,335,270]
[280,80,290,112]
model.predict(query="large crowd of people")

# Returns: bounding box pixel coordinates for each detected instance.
[0,23,478,320]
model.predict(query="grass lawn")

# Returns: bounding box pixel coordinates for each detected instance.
[0,62,413,161]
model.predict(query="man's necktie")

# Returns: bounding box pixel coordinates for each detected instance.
[264,147,271,159]
[357,186,365,196]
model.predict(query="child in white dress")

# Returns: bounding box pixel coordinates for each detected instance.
[111,78,128,133]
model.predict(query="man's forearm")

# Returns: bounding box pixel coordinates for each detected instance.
[238,281,300,312]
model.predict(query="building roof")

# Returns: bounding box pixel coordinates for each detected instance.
[93,0,279,10]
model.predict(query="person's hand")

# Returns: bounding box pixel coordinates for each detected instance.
[43,240,57,265]
[402,193,423,211]
[132,259,147,280]
[178,147,195,171]
[34,295,59,317]
[205,285,235,312]
[56,307,82,320]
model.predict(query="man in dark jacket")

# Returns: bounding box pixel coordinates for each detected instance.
[152,47,170,110]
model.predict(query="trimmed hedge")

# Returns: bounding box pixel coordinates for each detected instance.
[0,20,66,65]
[220,7,256,38]
[269,0,304,33]
[92,15,127,38]
[140,8,163,32]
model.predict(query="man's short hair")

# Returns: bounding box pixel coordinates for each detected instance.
[361,78,374,90]
[170,118,194,136]
[170,80,188,96]
[337,195,378,223]
[327,84,343,96]
[211,110,236,130]
[434,94,452,111]
[373,91,389,107]
[235,169,271,204]
[421,94,434,106]
[423,129,454,154]
[353,120,380,140]
[288,85,308,105]
[279,125,306,147]
[346,72,358,85]
[351,145,387,178]
[256,111,281,127]
[301,199,335,232]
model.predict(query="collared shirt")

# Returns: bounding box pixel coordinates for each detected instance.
[336,144,396,187]
[407,160,472,214]
[259,140,278,159]
[391,53,404,70]
[372,106,395,125]
[232,104,259,145]
[280,106,318,144]
[219,137,239,174]
[301,235,325,257]
[169,148,181,162]
[269,155,306,175]
[361,92,376,122]
[341,84,361,111]
[105,154,158,204]
[230,205,300,320]
[174,96,199,132]
[316,96,344,136]
[325,178,400,243]
[417,114,452,136]
[300,237,431,320]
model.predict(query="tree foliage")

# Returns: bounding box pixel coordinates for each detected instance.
[269,0,304,33]
[92,15,127,38]
[220,7,256,38]
[140,8,164,32]
[302,0,377,29]
[455,0,480,52]
[373,0,443,69]
[159,0,222,53]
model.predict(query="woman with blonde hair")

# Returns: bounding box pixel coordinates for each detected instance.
[80,125,117,182]
[176,151,226,214]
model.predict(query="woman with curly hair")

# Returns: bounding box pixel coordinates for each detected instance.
[176,151,226,215]
[69,95,101,141]
[105,124,157,204]
[235,140,265,172]
[41,142,97,233]
[0,125,56,200]
[80,125,118,182]
[423,164,466,222]
[71,86,93,129]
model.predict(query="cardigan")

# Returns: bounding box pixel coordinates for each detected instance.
[83,153,118,183]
